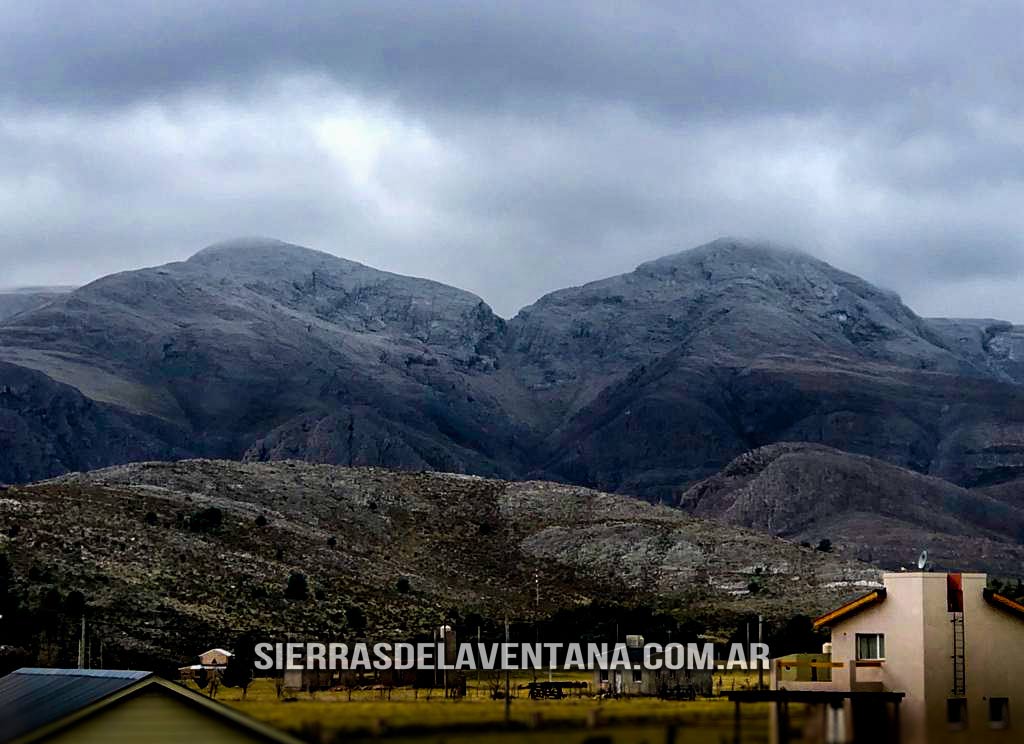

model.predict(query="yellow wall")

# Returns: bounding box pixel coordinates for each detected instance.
[44,690,264,743]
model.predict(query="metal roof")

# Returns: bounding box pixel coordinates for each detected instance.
[0,668,152,744]
[201,648,234,656]
[0,669,304,744]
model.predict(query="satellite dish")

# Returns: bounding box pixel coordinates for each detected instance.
[917,549,929,571]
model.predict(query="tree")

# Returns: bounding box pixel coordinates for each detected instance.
[0,553,29,674]
[207,671,221,699]
[144,511,159,526]
[816,539,833,553]
[285,572,309,601]
[255,515,268,527]
[346,606,367,635]
[396,577,411,594]
[222,633,257,699]
[65,590,86,620]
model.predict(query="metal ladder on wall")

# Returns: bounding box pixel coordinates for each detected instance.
[951,612,966,696]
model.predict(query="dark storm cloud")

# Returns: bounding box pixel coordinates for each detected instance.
[5,1,1020,122]
[1,1,1023,320]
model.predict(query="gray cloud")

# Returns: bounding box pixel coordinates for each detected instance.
[1,1,1023,320]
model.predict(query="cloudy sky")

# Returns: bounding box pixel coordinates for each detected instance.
[1,1,1022,320]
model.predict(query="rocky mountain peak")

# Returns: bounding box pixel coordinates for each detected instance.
[636,236,814,274]
[184,236,369,279]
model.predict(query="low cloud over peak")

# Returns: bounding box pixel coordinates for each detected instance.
[1,1,1022,320]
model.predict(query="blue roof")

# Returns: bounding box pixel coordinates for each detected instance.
[0,668,152,743]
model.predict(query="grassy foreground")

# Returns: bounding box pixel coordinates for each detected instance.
[212,677,785,743]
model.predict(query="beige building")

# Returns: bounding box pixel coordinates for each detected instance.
[767,572,1024,743]
[179,647,233,680]
[198,649,233,667]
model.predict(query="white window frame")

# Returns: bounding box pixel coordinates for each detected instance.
[855,633,885,661]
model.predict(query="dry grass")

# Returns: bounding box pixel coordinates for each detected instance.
[212,677,785,743]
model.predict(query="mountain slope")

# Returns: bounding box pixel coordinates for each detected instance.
[3,236,1024,512]
[0,460,877,662]
[0,287,74,322]
[680,443,1024,574]
[0,361,193,483]
[507,239,1024,495]
[0,238,535,479]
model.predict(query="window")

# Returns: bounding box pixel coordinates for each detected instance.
[855,633,885,660]
[632,668,643,684]
[990,698,1010,730]
[599,669,609,683]
[947,698,968,730]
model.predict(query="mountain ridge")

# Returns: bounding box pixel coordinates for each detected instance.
[3,235,1024,578]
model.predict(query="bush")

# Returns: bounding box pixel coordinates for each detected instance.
[327,536,337,547]
[188,507,223,533]
[816,539,833,553]
[346,606,367,634]
[255,514,268,527]
[396,577,411,594]
[144,511,159,526]
[285,572,309,601]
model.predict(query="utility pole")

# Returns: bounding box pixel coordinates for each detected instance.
[504,616,511,723]
[78,616,85,669]
[757,614,764,691]
[534,572,540,683]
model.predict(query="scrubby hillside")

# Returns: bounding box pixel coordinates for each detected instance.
[0,460,876,664]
